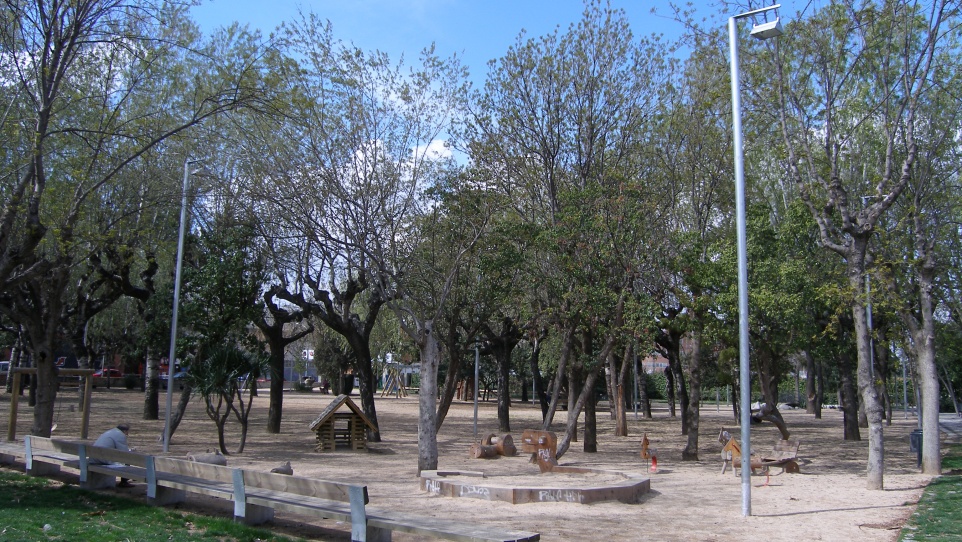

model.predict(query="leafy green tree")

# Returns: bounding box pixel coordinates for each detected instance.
[189,345,267,454]
[0,1,271,437]
[767,0,957,486]
[472,0,670,458]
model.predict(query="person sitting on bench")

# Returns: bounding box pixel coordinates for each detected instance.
[92,423,134,488]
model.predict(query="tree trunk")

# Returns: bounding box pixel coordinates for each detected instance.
[805,350,817,415]
[605,351,617,420]
[665,366,676,417]
[584,378,597,453]
[435,322,464,431]
[682,325,703,460]
[557,362,602,459]
[416,321,441,474]
[839,350,861,441]
[939,364,960,418]
[544,325,575,429]
[161,384,194,445]
[143,351,160,420]
[851,259,885,489]
[815,355,824,419]
[897,246,941,475]
[528,330,550,420]
[266,339,286,434]
[614,345,632,436]
[638,368,651,418]
[348,336,381,442]
[556,334,620,458]
[568,350,582,443]
[912,299,941,475]
[495,343,513,433]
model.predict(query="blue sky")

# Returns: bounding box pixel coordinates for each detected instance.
[191,1,698,84]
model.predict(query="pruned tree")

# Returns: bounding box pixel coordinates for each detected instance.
[768,0,958,485]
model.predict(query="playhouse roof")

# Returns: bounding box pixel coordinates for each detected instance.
[308,394,378,432]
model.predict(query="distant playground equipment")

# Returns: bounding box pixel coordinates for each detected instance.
[6,367,95,441]
[423,429,650,504]
[380,365,408,398]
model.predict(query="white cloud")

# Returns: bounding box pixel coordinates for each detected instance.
[413,139,452,161]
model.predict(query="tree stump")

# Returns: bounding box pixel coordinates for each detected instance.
[468,443,500,459]
[489,434,517,457]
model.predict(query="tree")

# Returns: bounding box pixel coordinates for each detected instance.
[383,177,490,473]
[0,1,271,437]
[189,345,267,454]
[769,0,957,486]
[471,0,670,456]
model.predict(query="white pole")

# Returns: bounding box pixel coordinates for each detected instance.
[730,13,752,518]
[728,3,783,517]
[163,159,194,452]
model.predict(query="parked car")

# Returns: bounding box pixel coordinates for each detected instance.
[160,370,188,390]
[93,368,123,378]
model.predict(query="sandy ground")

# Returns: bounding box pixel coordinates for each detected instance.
[1,385,953,542]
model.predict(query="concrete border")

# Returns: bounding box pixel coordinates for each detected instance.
[420,467,650,504]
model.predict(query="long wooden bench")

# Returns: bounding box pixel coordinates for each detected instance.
[21,437,539,542]
[0,440,25,465]
[24,435,82,476]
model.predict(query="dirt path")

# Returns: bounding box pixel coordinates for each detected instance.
[1,387,944,541]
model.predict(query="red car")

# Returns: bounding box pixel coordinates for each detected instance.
[93,368,123,378]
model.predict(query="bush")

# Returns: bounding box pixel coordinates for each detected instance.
[293,380,313,393]
[123,374,139,389]
[646,371,667,400]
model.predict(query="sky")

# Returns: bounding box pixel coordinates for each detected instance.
[190,0,699,85]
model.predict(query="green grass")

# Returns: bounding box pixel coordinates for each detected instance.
[899,445,962,541]
[0,470,301,542]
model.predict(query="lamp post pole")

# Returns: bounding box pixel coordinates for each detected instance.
[163,158,197,452]
[473,344,480,441]
[729,3,783,517]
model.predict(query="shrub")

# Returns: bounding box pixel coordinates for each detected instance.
[124,374,139,389]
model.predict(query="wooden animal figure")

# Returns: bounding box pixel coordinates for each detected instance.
[639,433,656,472]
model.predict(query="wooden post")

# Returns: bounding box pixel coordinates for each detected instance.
[7,371,21,441]
[6,368,94,441]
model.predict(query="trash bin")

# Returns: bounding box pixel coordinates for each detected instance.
[909,429,923,468]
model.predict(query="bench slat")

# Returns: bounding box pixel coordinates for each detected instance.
[155,471,235,499]
[245,489,354,521]
[154,457,235,484]
[242,469,366,504]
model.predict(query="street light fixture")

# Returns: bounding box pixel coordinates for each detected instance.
[163,158,200,452]
[729,2,784,517]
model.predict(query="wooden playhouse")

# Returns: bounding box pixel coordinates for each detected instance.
[308,394,378,452]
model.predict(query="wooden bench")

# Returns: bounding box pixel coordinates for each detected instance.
[0,440,25,465]
[24,435,81,476]
[21,437,540,542]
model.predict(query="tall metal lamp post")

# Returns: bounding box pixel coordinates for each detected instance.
[163,158,199,452]
[729,3,784,517]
